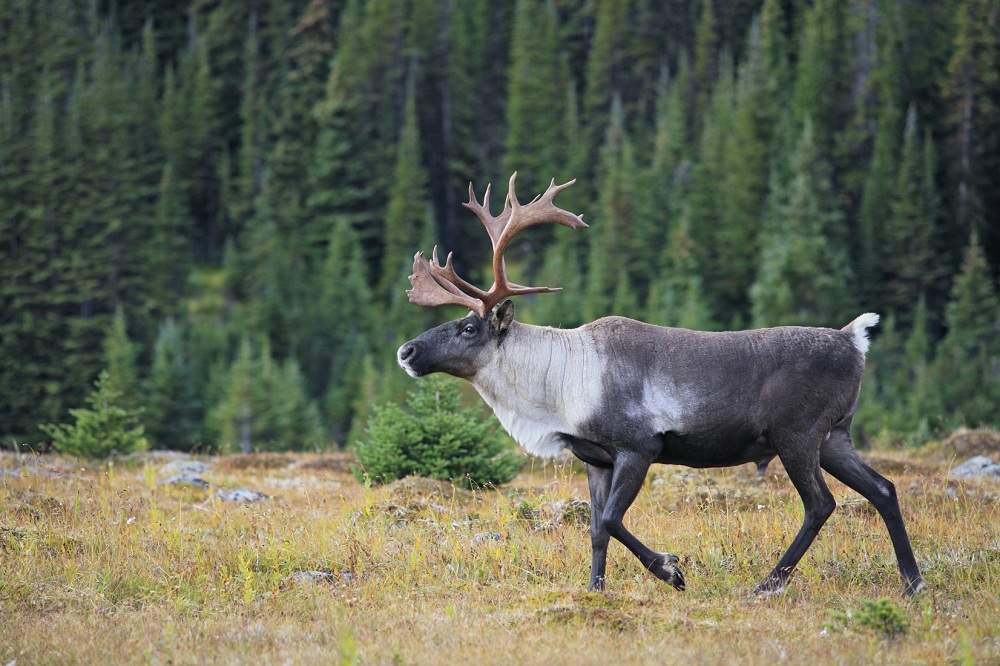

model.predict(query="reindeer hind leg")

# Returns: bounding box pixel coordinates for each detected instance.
[820,425,925,595]
[756,428,836,595]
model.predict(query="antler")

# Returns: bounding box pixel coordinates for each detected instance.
[407,172,587,316]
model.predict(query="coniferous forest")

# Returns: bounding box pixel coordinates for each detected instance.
[1,0,999,452]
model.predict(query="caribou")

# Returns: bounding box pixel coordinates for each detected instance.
[396,173,925,596]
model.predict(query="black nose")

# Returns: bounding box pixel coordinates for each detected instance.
[398,343,417,362]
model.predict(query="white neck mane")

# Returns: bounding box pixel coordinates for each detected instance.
[468,322,603,458]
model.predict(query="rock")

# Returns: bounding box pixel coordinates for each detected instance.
[950,455,1000,481]
[473,531,503,543]
[291,571,337,585]
[215,487,269,503]
[159,475,210,488]
[158,459,211,478]
[290,570,354,586]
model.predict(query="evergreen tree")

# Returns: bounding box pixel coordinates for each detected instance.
[40,370,148,459]
[585,97,640,320]
[503,0,569,195]
[259,0,338,267]
[103,305,141,412]
[208,335,323,451]
[691,0,719,139]
[270,357,325,451]
[4,0,1000,446]
[883,106,944,324]
[306,50,378,271]
[307,218,377,441]
[856,101,902,307]
[353,375,521,488]
[378,61,431,305]
[646,212,715,331]
[790,0,850,159]
[686,54,737,323]
[933,235,1000,428]
[942,0,1000,244]
[751,119,854,327]
[582,0,630,178]
[444,0,510,276]
[715,18,776,320]
[146,317,203,450]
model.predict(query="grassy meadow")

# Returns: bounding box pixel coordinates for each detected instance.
[2,432,1000,665]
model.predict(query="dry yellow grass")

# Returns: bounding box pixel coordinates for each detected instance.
[2,446,999,665]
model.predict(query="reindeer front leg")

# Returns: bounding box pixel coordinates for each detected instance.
[585,463,612,590]
[585,449,685,591]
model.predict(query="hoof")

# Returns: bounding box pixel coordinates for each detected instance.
[904,578,927,597]
[651,553,685,591]
[752,577,785,597]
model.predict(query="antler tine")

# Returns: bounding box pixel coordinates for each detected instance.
[429,247,491,302]
[406,250,484,313]
[464,181,510,250]
[497,174,587,255]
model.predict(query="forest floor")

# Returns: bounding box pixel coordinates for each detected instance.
[2,431,999,665]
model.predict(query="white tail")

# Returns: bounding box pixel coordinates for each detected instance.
[847,312,880,357]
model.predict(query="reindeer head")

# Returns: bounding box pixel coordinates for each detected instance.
[397,173,586,378]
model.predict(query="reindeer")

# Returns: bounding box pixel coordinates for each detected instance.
[396,173,925,596]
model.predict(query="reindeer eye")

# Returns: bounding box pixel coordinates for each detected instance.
[462,324,477,335]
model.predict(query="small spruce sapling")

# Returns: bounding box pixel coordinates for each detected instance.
[39,370,148,458]
[352,375,522,488]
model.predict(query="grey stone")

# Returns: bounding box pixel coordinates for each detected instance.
[159,459,211,478]
[950,455,1000,481]
[215,487,269,503]
[159,475,210,488]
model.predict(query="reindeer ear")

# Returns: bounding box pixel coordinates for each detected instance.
[492,300,515,337]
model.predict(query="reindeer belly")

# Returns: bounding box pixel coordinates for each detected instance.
[655,430,774,468]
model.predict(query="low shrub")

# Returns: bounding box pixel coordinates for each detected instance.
[352,376,522,488]
[39,370,147,459]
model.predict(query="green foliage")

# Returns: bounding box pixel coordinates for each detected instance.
[353,376,522,489]
[4,0,1000,449]
[103,305,141,412]
[932,235,1000,429]
[503,0,570,194]
[751,119,854,327]
[145,317,202,450]
[826,597,910,640]
[208,337,326,453]
[39,371,147,459]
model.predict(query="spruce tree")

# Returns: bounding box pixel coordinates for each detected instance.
[790,0,850,159]
[933,235,1000,428]
[377,61,431,305]
[716,18,775,320]
[884,106,944,325]
[208,336,323,452]
[646,212,715,331]
[942,0,1000,244]
[308,218,377,441]
[750,119,854,327]
[582,0,629,173]
[691,0,719,139]
[585,96,640,320]
[857,101,901,308]
[353,375,521,488]
[103,305,141,413]
[686,55,736,323]
[40,370,148,459]
[146,318,202,451]
[502,0,569,195]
